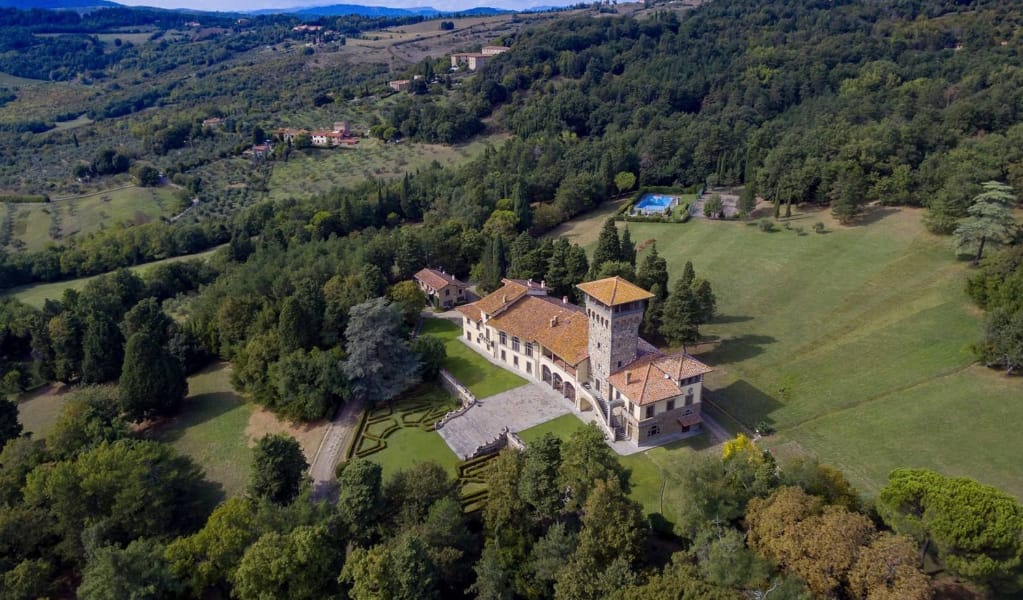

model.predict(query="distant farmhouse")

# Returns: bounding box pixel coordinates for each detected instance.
[202,117,225,128]
[414,268,470,309]
[456,277,712,446]
[389,79,411,92]
[274,122,358,147]
[450,45,509,71]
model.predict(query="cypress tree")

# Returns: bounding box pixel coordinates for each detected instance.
[636,243,669,298]
[660,281,701,350]
[119,331,188,422]
[80,314,124,385]
[620,227,636,267]
[590,219,621,278]
[513,181,532,232]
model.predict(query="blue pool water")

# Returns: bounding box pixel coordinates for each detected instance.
[634,193,678,213]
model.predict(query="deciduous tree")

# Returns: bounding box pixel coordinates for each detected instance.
[249,434,308,506]
[343,298,421,404]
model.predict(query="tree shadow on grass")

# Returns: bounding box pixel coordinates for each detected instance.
[711,314,754,324]
[709,379,783,429]
[856,205,899,226]
[150,392,246,444]
[702,333,777,364]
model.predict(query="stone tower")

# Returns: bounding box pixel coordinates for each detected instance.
[576,277,653,397]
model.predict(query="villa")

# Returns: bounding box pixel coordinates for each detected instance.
[455,276,712,445]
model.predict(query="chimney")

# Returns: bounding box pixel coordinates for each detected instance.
[562,296,569,304]
[527,278,533,286]
[625,371,632,384]
[502,294,507,303]
[550,316,558,327]
[540,280,546,288]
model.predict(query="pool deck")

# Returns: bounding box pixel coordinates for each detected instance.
[633,194,679,215]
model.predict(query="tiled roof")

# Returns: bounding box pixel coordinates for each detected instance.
[608,352,713,406]
[576,276,654,306]
[475,280,529,317]
[414,268,465,290]
[455,303,482,322]
[488,296,589,365]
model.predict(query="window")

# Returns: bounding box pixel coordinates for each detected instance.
[466,332,471,341]
[615,390,621,400]
[514,356,519,367]
[645,405,655,419]
[685,393,694,406]
[512,337,520,352]
[647,425,661,437]
[444,289,449,296]
[525,343,533,357]
[526,363,532,374]
[501,350,506,361]
[617,360,622,368]
[666,399,675,411]
[499,332,507,346]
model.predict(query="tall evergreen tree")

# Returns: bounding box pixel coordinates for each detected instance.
[119,330,188,422]
[518,433,563,522]
[513,181,532,232]
[680,260,696,289]
[0,399,22,450]
[590,219,621,278]
[642,283,665,339]
[478,236,506,294]
[636,243,669,297]
[620,227,636,267]
[739,180,757,217]
[80,314,124,385]
[660,280,701,350]
[694,279,717,324]
[120,297,172,344]
[954,181,1018,265]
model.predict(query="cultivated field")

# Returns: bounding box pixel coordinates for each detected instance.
[266,135,507,202]
[3,185,180,251]
[568,205,1022,498]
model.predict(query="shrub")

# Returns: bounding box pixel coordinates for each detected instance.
[813,221,826,234]
[758,219,775,232]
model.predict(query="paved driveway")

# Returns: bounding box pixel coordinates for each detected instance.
[437,383,572,459]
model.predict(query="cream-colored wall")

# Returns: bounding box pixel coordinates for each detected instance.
[616,382,703,421]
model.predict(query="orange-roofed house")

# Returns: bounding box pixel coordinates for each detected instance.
[455,276,713,446]
[414,268,469,309]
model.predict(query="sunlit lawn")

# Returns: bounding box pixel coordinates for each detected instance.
[419,318,526,399]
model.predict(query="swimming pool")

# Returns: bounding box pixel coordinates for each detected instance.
[634,193,678,214]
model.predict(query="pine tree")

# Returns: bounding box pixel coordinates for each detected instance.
[620,227,636,267]
[342,298,421,404]
[660,281,701,350]
[636,243,668,297]
[954,181,1018,265]
[590,219,621,278]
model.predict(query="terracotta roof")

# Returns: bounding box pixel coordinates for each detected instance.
[414,268,465,290]
[488,296,589,365]
[576,277,654,306]
[475,280,529,317]
[455,303,482,322]
[608,352,713,406]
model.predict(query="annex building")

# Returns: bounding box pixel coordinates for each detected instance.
[456,276,712,445]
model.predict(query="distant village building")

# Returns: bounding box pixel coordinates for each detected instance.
[414,268,470,309]
[202,117,225,128]
[293,24,324,32]
[275,122,357,147]
[456,277,713,446]
[451,45,509,71]
[389,79,411,92]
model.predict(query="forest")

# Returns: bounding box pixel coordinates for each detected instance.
[2,0,1023,596]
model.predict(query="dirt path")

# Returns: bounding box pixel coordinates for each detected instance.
[309,398,365,502]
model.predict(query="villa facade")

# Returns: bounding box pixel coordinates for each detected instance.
[455,276,712,445]
[414,268,469,309]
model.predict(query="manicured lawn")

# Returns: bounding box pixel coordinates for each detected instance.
[2,245,224,309]
[354,383,461,480]
[368,426,461,481]
[569,206,1023,498]
[517,413,588,443]
[420,318,527,399]
[150,363,254,499]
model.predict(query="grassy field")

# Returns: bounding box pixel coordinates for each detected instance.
[566,205,1022,498]
[150,364,254,498]
[267,136,506,202]
[6,185,179,251]
[150,363,328,499]
[420,317,527,398]
[14,383,73,438]
[1,244,223,308]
